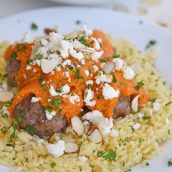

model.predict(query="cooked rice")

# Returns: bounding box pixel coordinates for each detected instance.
[0,37,172,172]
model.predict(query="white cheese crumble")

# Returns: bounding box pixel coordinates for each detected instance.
[78,156,88,162]
[81,59,86,65]
[95,71,112,84]
[20,33,33,43]
[102,83,119,100]
[62,59,71,67]
[123,66,135,80]
[83,110,113,135]
[110,129,119,137]
[91,51,103,61]
[86,80,94,86]
[113,58,124,70]
[92,38,101,50]
[70,48,84,61]
[84,89,96,107]
[153,102,161,112]
[26,65,32,70]
[84,70,89,76]
[133,123,141,130]
[45,110,56,120]
[49,84,70,96]
[67,94,80,104]
[46,140,65,157]
[31,97,40,103]
[93,65,99,72]
[137,112,144,118]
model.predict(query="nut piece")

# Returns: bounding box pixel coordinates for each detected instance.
[41,58,59,74]
[0,91,14,102]
[71,116,85,135]
[65,142,79,153]
[89,128,103,144]
[131,95,140,112]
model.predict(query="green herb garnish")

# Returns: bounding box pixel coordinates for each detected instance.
[75,68,83,79]
[50,161,56,168]
[79,36,89,47]
[112,74,117,83]
[31,22,38,30]
[16,45,26,52]
[124,137,131,143]
[1,127,8,134]
[10,51,17,59]
[142,116,151,120]
[100,57,110,62]
[18,111,25,123]
[145,40,157,49]
[135,81,144,90]
[113,54,120,58]
[25,125,36,134]
[166,101,172,106]
[35,53,43,60]
[10,123,18,141]
[168,161,172,167]
[98,150,116,161]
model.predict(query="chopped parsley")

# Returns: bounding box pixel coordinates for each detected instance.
[10,51,17,59]
[139,138,144,144]
[131,126,135,133]
[97,150,116,161]
[50,161,56,168]
[123,169,132,172]
[39,76,48,89]
[3,101,11,107]
[51,98,62,112]
[25,125,36,134]
[1,127,8,134]
[168,161,172,167]
[124,137,131,143]
[142,116,151,120]
[145,40,157,49]
[31,22,38,30]
[168,129,171,136]
[75,68,83,79]
[145,162,150,166]
[150,98,156,103]
[112,74,117,83]
[79,36,89,47]
[35,53,43,60]
[10,123,18,142]
[17,111,25,123]
[45,104,53,113]
[113,54,120,58]
[100,57,110,62]
[166,101,172,106]
[135,81,144,90]
[75,20,82,25]
[16,45,26,52]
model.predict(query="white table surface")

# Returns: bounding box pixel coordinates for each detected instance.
[0,0,172,31]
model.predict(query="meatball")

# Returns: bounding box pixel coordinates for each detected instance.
[7,57,20,87]
[14,95,67,137]
[113,96,131,118]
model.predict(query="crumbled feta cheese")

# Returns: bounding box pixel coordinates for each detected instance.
[26,65,32,70]
[137,113,144,118]
[62,59,71,67]
[95,71,112,84]
[86,80,94,86]
[123,66,135,80]
[31,97,40,103]
[1,81,8,91]
[20,33,33,43]
[78,156,88,162]
[67,94,80,104]
[93,65,99,72]
[91,51,103,61]
[110,129,119,137]
[84,70,89,76]
[81,59,86,65]
[133,123,141,130]
[83,110,113,135]
[153,102,161,112]
[45,110,56,120]
[113,58,124,70]
[102,83,119,100]
[92,38,101,50]
[81,25,93,37]
[49,84,70,96]
[70,48,84,61]
[46,140,65,157]
[84,89,96,107]
[64,71,70,78]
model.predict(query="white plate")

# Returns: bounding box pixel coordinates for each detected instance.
[47,0,112,5]
[0,7,172,172]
